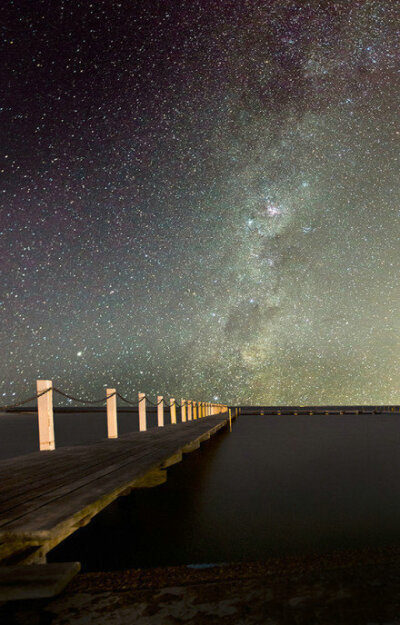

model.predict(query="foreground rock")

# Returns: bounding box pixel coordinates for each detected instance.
[2,547,400,624]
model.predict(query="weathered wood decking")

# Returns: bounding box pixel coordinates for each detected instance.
[0,413,231,566]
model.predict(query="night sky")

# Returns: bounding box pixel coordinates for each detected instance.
[1,0,399,406]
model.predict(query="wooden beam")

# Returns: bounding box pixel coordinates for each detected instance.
[36,381,55,451]
[170,398,176,424]
[138,392,146,431]
[0,562,80,601]
[157,396,164,427]
[106,388,118,439]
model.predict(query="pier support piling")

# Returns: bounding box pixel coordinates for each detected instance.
[37,380,55,451]
[157,396,164,427]
[138,392,147,431]
[106,388,118,439]
[170,398,177,424]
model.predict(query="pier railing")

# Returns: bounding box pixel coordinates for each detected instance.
[1,380,228,451]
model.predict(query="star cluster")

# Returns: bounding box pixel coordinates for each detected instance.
[0,0,399,405]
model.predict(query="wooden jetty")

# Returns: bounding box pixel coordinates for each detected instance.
[0,413,232,569]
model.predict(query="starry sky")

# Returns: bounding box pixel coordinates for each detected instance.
[0,0,399,406]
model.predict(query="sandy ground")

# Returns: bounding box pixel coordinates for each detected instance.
[2,547,400,624]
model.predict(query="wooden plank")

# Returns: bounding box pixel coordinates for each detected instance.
[0,428,210,524]
[1,435,203,532]
[0,414,230,561]
[0,417,226,504]
[0,416,229,534]
[0,448,169,527]
[0,562,80,600]
[0,440,165,514]
[1,455,172,538]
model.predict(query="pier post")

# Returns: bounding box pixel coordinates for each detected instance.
[193,401,197,420]
[106,388,118,438]
[181,399,186,422]
[170,398,177,424]
[157,395,164,427]
[138,392,147,431]
[229,408,232,431]
[188,400,192,421]
[36,380,55,451]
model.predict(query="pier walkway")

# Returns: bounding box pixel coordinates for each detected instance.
[0,413,230,567]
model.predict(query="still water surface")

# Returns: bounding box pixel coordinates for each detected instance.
[50,413,400,571]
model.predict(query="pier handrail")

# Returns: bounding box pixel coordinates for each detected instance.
[0,381,228,451]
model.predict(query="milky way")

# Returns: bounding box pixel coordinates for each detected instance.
[0,1,399,406]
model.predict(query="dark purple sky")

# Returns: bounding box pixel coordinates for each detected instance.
[1,1,399,405]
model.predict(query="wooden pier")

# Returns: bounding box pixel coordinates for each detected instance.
[0,413,232,569]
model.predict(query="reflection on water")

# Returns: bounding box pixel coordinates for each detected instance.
[49,413,400,571]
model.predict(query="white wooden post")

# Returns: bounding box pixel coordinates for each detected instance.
[170,398,177,424]
[199,402,203,418]
[193,401,197,420]
[157,395,164,427]
[36,380,55,451]
[138,392,147,431]
[106,388,118,438]
[188,400,192,421]
[181,399,186,422]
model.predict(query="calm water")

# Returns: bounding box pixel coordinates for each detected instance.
[0,408,160,459]
[49,413,400,571]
